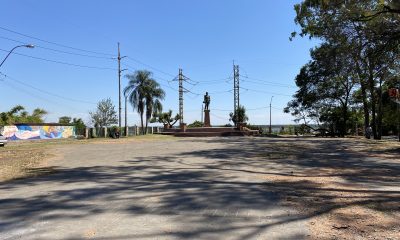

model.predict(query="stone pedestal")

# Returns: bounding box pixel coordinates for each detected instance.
[180,123,187,132]
[204,110,211,127]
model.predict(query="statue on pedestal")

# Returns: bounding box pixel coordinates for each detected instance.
[203,92,211,127]
[203,92,210,110]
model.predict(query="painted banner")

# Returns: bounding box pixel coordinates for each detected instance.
[1,125,75,140]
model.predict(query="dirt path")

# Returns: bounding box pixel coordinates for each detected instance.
[0,137,399,239]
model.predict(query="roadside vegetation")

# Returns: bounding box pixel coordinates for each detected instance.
[286,0,400,139]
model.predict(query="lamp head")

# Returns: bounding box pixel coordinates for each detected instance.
[25,44,35,48]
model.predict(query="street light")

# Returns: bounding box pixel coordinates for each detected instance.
[0,44,35,68]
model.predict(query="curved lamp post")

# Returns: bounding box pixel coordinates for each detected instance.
[0,44,35,68]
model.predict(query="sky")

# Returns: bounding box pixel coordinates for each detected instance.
[0,0,317,126]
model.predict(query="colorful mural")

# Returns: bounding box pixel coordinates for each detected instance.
[1,124,75,140]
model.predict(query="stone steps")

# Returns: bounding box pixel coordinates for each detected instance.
[161,127,259,137]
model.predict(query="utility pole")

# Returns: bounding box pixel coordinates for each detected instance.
[233,62,240,127]
[125,96,128,136]
[117,42,127,129]
[269,96,274,134]
[118,42,122,129]
[179,68,184,125]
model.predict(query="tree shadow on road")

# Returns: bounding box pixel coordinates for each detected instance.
[0,137,399,239]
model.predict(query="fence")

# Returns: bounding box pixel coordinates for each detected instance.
[83,126,163,138]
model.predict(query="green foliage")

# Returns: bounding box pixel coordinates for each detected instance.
[58,116,71,124]
[72,118,86,135]
[151,110,180,128]
[109,126,121,138]
[89,98,118,128]
[188,120,203,128]
[124,70,165,134]
[229,105,249,125]
[287,0,400,139]
[278,125,296,135]
[0,105,47,125]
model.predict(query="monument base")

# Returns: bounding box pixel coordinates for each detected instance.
[180,123,187,132]
[204,110,211,127]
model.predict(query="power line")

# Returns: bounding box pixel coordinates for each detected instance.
[0,72,97,105]
[194,77,232,85]
[208,89,232,95]
[240,75,295,88]
[210,112,228,120]
[0,26,115,57]
[1,80,84,113]
[122,62,174,85]
[242,78,296,88]
[0,48,117,70]
[0,35,115,60]
[126,56,175,78]
[240,86,292,97]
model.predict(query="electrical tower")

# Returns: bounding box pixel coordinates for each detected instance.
[233,63,240,126]
[173,69,197,125]
[178,68,184,125]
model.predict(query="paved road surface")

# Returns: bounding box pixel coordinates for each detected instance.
[0,137,309,240]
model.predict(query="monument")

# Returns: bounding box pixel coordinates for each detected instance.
[203,92,211,127]
[161,91,259,137]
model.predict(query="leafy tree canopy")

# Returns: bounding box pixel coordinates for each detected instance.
[89,98,118,128]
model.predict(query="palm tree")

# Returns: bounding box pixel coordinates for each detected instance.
[144,80,164,134]
[0,105,48,124]
[124,70,165,134]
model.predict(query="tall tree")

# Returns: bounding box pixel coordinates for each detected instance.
[89,98,118,128]
[124,70,165,134]
[290,0,400,139]
[144,79,165,133]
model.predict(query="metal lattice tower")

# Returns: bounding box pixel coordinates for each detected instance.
[233,64,240,125]
[178,68,184,125]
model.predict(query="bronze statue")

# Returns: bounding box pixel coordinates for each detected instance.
[203,92,210,110]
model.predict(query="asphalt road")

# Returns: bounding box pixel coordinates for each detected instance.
[0,137,309,240]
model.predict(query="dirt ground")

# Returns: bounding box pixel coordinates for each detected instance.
[259,138,400,239]
[0,136,399,239]
[0,135,172,182]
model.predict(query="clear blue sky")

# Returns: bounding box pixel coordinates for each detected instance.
[0,0,316,126]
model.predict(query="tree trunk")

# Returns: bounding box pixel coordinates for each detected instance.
[140,112,145,135]
[360,82,370,137]
[342,104,348,137]
[353,53,370,138]
[377,79,383,139]
[367,67,378,140]
[145,119,149,135]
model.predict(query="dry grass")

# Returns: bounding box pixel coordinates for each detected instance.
[0,146,54,182]
[259,138,400,240]
[0,134,173,182]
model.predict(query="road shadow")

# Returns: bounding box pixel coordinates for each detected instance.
[0,137,398,239]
